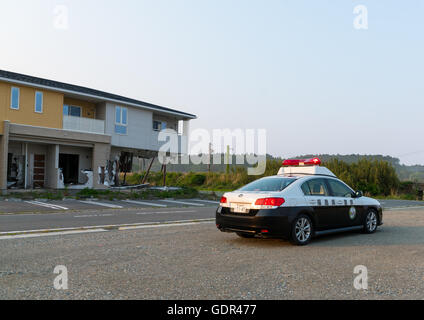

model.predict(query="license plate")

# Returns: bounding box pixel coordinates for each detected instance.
[231,203,249,213]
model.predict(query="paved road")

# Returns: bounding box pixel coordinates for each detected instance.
[0,198,220,214]
[0,207,423,299]
[0,207,216,233]
[0,199,422,234]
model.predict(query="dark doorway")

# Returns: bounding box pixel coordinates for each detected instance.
[59,154,79,184]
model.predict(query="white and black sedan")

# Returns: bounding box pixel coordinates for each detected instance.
[216,158,383,245]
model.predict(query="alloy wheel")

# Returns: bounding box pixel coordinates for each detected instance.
[295,217,311,242]
[366,211,377,232]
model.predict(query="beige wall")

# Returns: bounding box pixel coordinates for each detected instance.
[92,143,111,189]
[45,145,59,189]
[0,81,64,129]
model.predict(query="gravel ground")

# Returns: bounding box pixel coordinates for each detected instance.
[0,209,423,300]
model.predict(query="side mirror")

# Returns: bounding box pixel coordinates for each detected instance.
[354,191,363,198]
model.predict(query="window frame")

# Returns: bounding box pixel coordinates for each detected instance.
[302,178,330,197]
[63,105,82,117]
[153,120,167,131]
[34,91,43,113]
[153,120,161,131]
[114,106,128,135]
[325,178,355,198]
[10,87,20,110]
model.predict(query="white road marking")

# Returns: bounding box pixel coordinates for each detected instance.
[0,229,107,240]
[384,205,424,211]
[124,200,167,207]
[135,210,197,215]
[79,201,123,209]
[189,199,220,204]
[158,199,205,207]
[74,214,114,218]
[25,201,69,210]
[0,218,214,240]
[118,221,214,231]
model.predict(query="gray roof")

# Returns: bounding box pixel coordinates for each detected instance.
[0,69,196,119]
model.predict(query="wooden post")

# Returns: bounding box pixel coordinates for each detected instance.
[163,164,167,187]
[141,157,155,185]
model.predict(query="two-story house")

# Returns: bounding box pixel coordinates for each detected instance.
[0,70,196,193]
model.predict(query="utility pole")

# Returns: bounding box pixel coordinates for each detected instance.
[226,145,230,175]
[208,143,213,173]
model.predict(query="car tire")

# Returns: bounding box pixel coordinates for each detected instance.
[363,209,378,234]
[236,232,255,239]
[290,214,313,246]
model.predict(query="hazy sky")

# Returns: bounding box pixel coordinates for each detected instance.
[1,0,423,165]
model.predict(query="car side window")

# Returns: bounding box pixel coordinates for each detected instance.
[326,179,353,198]
[301,182,311,195]
[304,179,329,196]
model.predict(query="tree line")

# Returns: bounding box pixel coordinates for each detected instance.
[127,157,408,196]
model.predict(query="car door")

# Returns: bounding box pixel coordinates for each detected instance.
[325,178,361,228]
[302,178,333,230]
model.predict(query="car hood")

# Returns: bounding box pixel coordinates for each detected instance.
[361,196,381,206]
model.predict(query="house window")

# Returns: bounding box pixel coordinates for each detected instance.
[10,87,20,110]
[63,105,82,117]
[115,106,128,134]
[153,120,167,131]
[35,91,43,113]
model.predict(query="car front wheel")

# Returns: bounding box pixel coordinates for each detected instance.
[290,214,313,246]
[363,209,378,234]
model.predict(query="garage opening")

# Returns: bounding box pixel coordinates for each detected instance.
[59,154,79,185]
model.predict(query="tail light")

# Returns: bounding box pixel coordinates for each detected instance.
[220,196,227,204]
[255,198,285,207]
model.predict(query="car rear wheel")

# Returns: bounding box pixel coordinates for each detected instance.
[236,232,255,238]
[363,209,378,234]
[290,214,313,246]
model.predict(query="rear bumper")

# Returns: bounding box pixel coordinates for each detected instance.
[216,206,300,239]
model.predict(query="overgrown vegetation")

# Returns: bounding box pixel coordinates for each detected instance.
[126,158,422,199]
[133,153,424,183]
[3,158,421,201]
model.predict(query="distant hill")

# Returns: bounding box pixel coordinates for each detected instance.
[296,154,424,182]
[131,153,424,183]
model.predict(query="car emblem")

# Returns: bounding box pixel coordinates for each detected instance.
[349,207,357,220]
[238,194,244,198]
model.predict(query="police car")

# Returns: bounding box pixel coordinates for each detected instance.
[216,158,383,245]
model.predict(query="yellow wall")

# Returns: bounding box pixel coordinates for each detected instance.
[64,98,96,119]
[0,81,64,129]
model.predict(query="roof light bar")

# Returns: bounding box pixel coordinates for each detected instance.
[282,157,321,167]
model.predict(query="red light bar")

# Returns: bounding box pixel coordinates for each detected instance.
[282,157,321,166]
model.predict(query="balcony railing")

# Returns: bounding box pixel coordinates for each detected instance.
[63,115,105,135]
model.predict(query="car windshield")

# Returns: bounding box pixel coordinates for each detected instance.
[238,177,296,192]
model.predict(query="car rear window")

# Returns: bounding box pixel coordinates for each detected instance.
[238,177,296,192]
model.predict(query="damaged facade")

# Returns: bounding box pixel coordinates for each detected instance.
[0,70,195,193]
